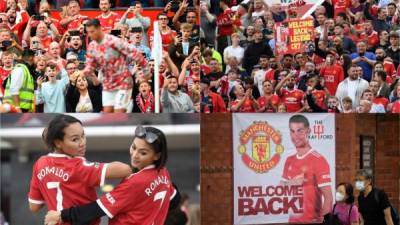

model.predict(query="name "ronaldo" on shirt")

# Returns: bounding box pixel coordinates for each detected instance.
[37,166,70,181]
[145,175,169,196]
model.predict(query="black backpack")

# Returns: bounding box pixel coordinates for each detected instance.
[373,189,400,225]
[323,203,354,225]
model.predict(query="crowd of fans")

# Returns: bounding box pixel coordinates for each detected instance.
[199,0,400,113]
[0,0,201,113]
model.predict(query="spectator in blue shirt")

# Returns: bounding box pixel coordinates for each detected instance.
[351,41,376,82]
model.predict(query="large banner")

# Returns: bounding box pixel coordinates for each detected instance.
[233,114,335,225]
[261,0,324,18]
[275,18,315,56]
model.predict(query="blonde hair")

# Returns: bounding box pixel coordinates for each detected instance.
[180,23,193,31]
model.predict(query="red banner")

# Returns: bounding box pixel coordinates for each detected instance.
[275,18,315,56]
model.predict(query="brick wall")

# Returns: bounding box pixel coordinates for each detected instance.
[201,114,400,225]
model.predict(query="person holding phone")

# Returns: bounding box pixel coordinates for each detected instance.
[351,41,377,82]
[60,0,89,31]
[120,1,151,47]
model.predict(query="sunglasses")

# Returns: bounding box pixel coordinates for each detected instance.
[135,126,158,144]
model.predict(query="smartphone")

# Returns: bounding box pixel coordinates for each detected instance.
[131,27,143,33]
[170,0,180,12]
[30,27,37,37]
[32,40,39,49]
[78,62,85,70]
[359,52,365,57]
[110,29,121,37]
[32,15,45,21]
[69,30,81,37]
[2,40,12,48]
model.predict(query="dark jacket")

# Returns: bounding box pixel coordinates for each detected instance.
[66,81,102,112]
[168,40,197,69]
[243,40,273,75]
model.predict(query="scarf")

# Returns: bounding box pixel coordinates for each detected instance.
[136,91,154,113]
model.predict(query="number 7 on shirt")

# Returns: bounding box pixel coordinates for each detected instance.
[47,182,64,211]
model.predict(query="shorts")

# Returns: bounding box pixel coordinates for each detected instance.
[102,89,132,110]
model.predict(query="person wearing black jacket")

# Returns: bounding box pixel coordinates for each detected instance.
[66,72,102,113]
[364,0,391,33]
[355,169,395,225]
[243,30,273,75]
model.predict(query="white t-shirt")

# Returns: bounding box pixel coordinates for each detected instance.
[254,69,267,96]
[76,93,93,113]
[223,45,244,72]
[347,79,358,107]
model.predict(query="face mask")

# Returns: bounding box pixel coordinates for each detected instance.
[335,192,345,202]
[355,181,365,191]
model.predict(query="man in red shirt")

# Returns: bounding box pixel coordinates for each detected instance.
[257,80,280,112]
[282,115,333,223]
[369,79,389,109]
[6,5,29,42]
[275,72,305,113]
[60,0,89,31]
[96,0,120,33]
[332,0,351,17]
[200,77,227,113]
[359,20,379,51]
[216,0,240,53]
[319,52,344,95]
[230,84,258,112]
[0,50,13,97]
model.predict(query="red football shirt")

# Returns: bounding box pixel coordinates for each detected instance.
[96,12,121,32]
[0,67,11,96]
[230,98,256,112]
[282,150,331,223]
[373,97,389,109]
[67,16,87,30]
[149,30,177,51]
[97,165,175,225]
[319,64,344,95]
[257,95,280,112]
[40,36,53,51]
[264,69,275,82]
[311,89,327,109]
[280,89,305,113]
[28,153,107,225]
[359,31,379,49]
[391,101,400,113]
[332,0,351,17]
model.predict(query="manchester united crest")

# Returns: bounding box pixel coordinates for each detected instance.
[238,121,284,173]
